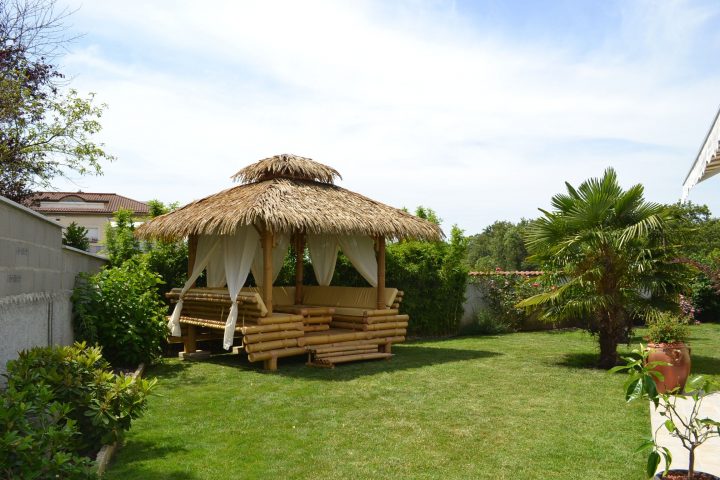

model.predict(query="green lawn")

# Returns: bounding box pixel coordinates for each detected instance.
[105,324,720,480]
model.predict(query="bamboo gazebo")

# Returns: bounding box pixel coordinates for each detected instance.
[136,154,443,370]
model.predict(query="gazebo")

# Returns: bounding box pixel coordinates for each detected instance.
[682,106,720,200]
[136,154,442,370]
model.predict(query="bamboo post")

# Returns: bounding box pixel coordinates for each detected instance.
[188,234,198,285]
[184,326,197,353]
[294,233,304,304]
[263,229,273,314]
[377,236,386,310]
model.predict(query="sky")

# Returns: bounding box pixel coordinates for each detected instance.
[52,0,720,235]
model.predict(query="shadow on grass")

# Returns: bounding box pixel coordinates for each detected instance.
[106,440,197,480]
[145,360,193,380]
[692,355,720,375]
[557,351,720,375]
[192,343,503,381]
[555,352,604,370]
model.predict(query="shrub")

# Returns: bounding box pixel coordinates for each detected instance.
[73,258,168,367]
[468,273,545,333]
[645,312,690,344]
[0,382,95,479]
[3,343,154,463]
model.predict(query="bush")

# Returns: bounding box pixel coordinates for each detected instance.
[1,343,154,478]
[0,383,95,479]
[645,312,690,344]
[384,225,468,336]
[468,273,545,333]
[469,310,514,335]
[73,258,168,367]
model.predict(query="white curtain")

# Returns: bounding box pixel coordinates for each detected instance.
[308,234,338,286]
[338,235,378,287]
[167,235,222,336]
[251,232,290,287]
[223,226,260,349]
[206,243,226,288]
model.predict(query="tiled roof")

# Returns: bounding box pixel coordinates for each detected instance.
[26,191,150,215]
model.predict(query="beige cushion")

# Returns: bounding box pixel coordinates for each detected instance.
[302,286,398,309]
[241,286,296,306]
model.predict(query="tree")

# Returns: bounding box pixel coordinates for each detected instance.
[62,221,89,251]
[143,200,188,301]
[104,209,140,266]
[466,220,536,271]
[0,0,114,202]
[518,168,690,368]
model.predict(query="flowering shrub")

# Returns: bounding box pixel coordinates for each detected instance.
[679,294,699,324]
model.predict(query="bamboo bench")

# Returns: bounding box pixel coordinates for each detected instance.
[166,288,304,370]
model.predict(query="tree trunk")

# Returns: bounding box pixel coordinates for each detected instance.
[597,312,619,369]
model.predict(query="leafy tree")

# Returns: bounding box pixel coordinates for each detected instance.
[518,168,690,368]
[61,221,90,251]
[466,220,536,271]
[0,0,114,202]
[143,200,188,302]
[104,208,141,266]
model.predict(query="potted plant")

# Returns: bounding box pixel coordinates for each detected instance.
[611,345,720,480]
[645,313,691,393]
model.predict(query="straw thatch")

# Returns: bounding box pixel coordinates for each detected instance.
[231,154,341,184]
[136,154,443,241]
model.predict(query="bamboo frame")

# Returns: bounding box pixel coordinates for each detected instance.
[263,229,273,314]
[295,233,304,304]
[377,236,386,310]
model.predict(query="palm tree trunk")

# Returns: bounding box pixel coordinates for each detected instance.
[598,311,619,369]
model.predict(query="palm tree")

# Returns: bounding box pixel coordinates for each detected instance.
[518,168,689,368]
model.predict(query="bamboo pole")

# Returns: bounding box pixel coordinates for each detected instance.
[263,229,274,314]
[318,352,392,364]
[245,338,299,354]
[188,234,198,285]
[239,322,304,334]
[377,236,386,310]
[248,347,306,362]
[295,233,305,304]
[244,330,304,344]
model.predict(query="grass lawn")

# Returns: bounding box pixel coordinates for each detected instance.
[105,323,720,480]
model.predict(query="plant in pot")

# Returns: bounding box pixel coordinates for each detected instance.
[611,345,720,480]
[645,313,691,394]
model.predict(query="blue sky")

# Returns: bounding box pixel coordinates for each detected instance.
[54,0,720,234]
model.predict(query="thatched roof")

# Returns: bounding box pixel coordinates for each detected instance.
[136,154,443,241]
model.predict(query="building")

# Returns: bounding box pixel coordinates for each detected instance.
[27,192,150,253]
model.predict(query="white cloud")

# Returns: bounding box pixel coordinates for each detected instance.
[54,0,720,234]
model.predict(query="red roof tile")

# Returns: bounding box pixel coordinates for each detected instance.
[26,192,150,215]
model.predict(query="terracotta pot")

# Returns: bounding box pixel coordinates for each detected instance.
[647,342,691,394]
[654,469,720,479]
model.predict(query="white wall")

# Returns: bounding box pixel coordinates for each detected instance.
[0,196,107,379]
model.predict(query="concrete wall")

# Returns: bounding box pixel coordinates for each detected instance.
[0,197,107,379]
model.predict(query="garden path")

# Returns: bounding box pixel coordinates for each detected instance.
[651,393,720,476]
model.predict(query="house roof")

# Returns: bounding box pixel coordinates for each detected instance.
[136,154,443,242]
[27,192,150,215]
[682,105,720,200]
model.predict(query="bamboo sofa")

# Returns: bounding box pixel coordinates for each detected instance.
[166,286,408,369]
